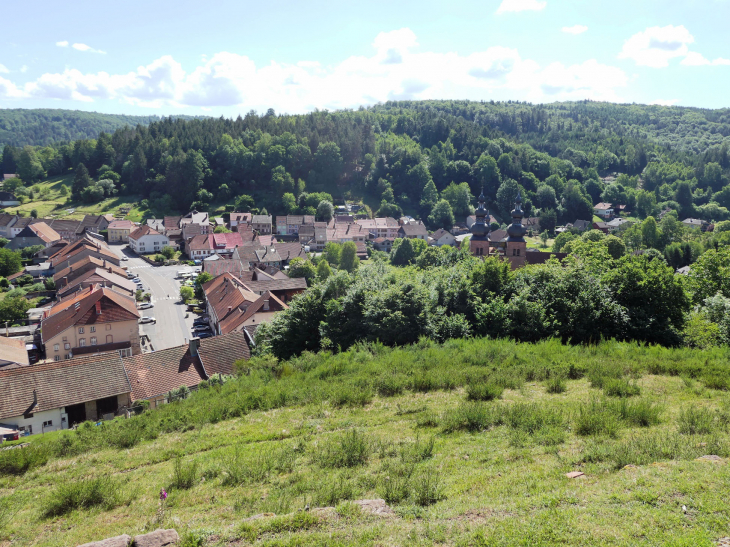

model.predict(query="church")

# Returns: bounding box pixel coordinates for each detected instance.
[469,190,566,269]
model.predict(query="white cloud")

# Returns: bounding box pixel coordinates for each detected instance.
[562,25,588,35]
[0,64,8,74]
[0,28,629,110]
[56,40,69,47]
[20,65,28,73]
[681,52,730,66]
[496,0,546,14]
[72,43,106,54]
[619,25,694,68]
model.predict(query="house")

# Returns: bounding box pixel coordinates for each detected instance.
[129,225,170,255]
[163,215,182,235]
[35,240,69,261]
[180,210,210,233]
[0,213,17,239]
[275,215,315,235]
[572,220,592,232]
[0,351,133,434]
[39,219,82,242]
[0,192,20,207]
[593,203,614,219]
[230,212,252,230]
[430,228,456,247]
[203,273,288,335]
[0,336,29,369]
[6,222,61,250]
[107,220,136,242]
[606,218,631,231]
[239,277,307,304]
[146,218,166,233]
[10,217,33,238]
[252,215,273,235]
[523,217,541,233]
[56,267,137,299]
[327,222,367,244]
[75,215,110,238]
[185,234,213,260]
[41,285,141,360]
[235,246,284,268]
[398,222,429,240]
[682,218,709,231]
[298,222,328,251]
[210,232,245,256]
[49,234,121,271]
[53,255,127,287]
[122,331,250,409]
[373,237,394,252]
[593,222,610,234]
[202,256,250,278]
[356,217,400,239]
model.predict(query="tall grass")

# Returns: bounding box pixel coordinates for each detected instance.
[170,457,199,490]
[313,430,370,469]
[42,477,125,518]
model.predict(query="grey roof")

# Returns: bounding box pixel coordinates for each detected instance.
[252,215,272,224]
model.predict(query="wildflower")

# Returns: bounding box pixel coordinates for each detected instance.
[160,488,168,501]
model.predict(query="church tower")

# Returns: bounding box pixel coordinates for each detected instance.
[469,189,491,258]
[506,192,527,269]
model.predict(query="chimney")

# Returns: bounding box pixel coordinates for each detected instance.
[62,276,68,288]
[69,265,73,272]
[108,266,112,273]
[227,306,232,313]
[189,337,200,357]
[95,301,101,315]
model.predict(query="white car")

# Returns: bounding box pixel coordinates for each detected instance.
[139,316,156,324]
[120,256,129,261]
[139,302,154,310]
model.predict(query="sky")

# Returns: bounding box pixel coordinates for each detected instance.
[1,0,729,117]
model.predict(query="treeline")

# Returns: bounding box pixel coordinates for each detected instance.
[261,244,730,359]
[2,102,730,229]
[0,109,204,148]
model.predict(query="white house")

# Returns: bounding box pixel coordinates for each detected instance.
[128,225,170,255]
[430,228,456,247]
[593,203,614,219]
[0,192,20,207]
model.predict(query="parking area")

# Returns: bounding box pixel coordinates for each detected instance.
[107,244,206,351]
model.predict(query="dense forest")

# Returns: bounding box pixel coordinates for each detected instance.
[0,109,202,148]
[1,100,729,228]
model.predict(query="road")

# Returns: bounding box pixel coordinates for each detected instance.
[107,244,201,351]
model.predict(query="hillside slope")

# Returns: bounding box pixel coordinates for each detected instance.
[0,108,202,148]
[1,338,729,546]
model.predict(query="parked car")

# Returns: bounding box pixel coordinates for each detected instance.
[139,316,156,324]
[197,332,214,339]
[193,318,208,325]
[193,324,211,332]
[127,272,136,279]
[139,302,154,310]
[132,277,141,283]
[192,307,204,314]
[120,256,129,261]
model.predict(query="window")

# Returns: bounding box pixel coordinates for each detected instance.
[90,326,96,333]
[78,327,84,334]
[106,334,113,344]
[118,347,132,358]
[54,355,60,362]
[43,420,53,427]
[62,336,67,341]
[64,343,71,350]
[90,336,97,345]
[79,338,86,347]
[53,344,59,351]
[64,354,70,359]
[106,324,112,331]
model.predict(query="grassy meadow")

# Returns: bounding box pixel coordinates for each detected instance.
[2,338,730,546]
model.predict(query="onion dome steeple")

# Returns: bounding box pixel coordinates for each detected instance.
[506,191,526,241]
[470,187,490,239]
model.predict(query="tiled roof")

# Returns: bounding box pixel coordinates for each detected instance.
[49,235,117,267]
[187,234,212,251]
[76,215,108,233]
[164,215,182,229]
[108,220,136,230]
[0,352,130,420]
[238,291,287,325]
[594,203,613,210]
[53,255,126,284]
[399,223,428,236]
[123,344,205,400]
[211,232,244,250]
[13,217,32,230]
[0,336,29,367]
[41,286,139,342]
[241,277,308,294]
[57,268,137,297]
[130,225,162,239]
[431,228,452,240]
[489,229,508,242]
[203,273,262,334]
[202,258,249,277]
[0,192,18,201]
[44,219,82,234]
[251,215,272,224]
[230,212,251,223]
[197,330,250,376]
[272,242,306,261]
[29,222,61,243]
[0,213,16,227]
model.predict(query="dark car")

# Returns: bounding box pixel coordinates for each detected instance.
[193,318,208,326]
[197,332,214,339]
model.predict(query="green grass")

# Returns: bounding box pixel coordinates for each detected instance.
[3,338,730,546]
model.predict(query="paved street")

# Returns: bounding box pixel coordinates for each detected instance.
[107,244,201,351]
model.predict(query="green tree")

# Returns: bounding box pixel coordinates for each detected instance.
[474,153,501,199]
[674,181,694,217]
[316,259,332,280]
[339,241,359,273]
[0,248,22,277]
[427,199,455,230]
[687,246,730,304]
[538,208,557,234]
[0,297,31,323]
[281,192,297,214]
[234,194,255,212]
[72,163,92,198]
[194,271,213,299]
[161,246,175,259]
[323,242,342,267]
[316,200,334,222]
[17,146,45,183]
[376,200,403,218]
[441,182,473,219]
[603,235,626,259]
[213,225,232,233]
[703,162,724,192]
[287,258,317,284]
[419,179,439,213]
[496,178,521,218]
[640,216,660,249]
[179,286,194,303]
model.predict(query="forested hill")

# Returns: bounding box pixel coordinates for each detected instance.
[373,100,730,157]
[0,108,202,148]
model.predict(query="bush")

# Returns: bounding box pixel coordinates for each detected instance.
[42,477,124,517]
[574,400,621,437]
[314,429,370,468]
[313,473,354,506]
[441,403,503,433]
[411,467,445,506]
[677,407,717,435]
[466,381,504,401]
[608,399,662,427]
[546,376,567,394]
[603,378,641,398]
[237,512,319,542]
[170,457,199,490]
[0,444,49,475]
[222,444,296,486]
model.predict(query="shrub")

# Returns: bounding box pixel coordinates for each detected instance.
[330,385,373,408]
[441,403,503,433]
[0,444,49,475]
[603,378,641,398]
[466,381,504,402]
[575,401,621,437]
[222,444,296,486]
[237,512,319,542]
[546,376,567,394]
[400,435,435,464]
[374,373,407,397]
[314,430,370,468]
[313,473,354,506]
[42,477,123,517]
[608,399,662,427]
[677,407,717,435]
[170,457,199,490]
[411,467,445,507]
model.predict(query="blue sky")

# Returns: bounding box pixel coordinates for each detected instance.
[1,0,728,116]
